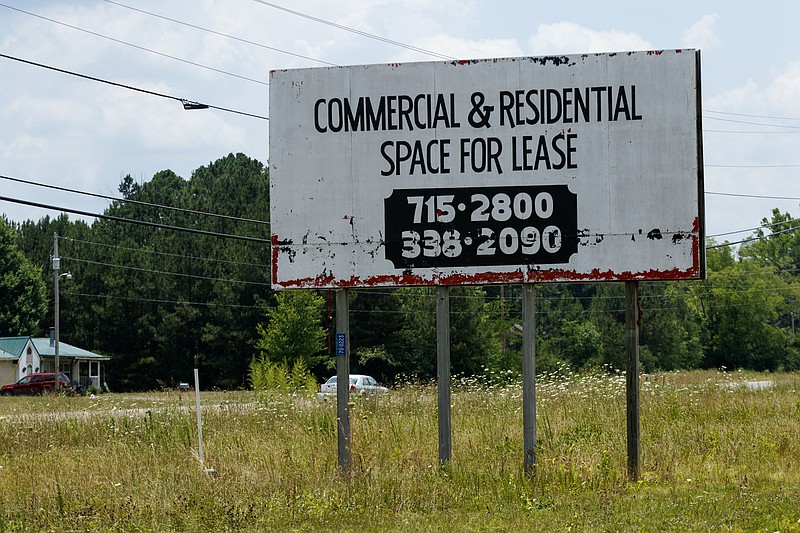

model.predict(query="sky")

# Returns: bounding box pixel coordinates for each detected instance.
[2,0,800,246]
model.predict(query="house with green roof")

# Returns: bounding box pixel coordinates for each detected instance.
[0,331,110,390]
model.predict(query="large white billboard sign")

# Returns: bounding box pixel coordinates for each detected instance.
[269,50,704,289]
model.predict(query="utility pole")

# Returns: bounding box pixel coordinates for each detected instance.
[53,232,60,392]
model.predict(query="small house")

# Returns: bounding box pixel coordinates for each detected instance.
[0,331,110,390]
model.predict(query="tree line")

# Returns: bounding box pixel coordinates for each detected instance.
[2,152,799,390]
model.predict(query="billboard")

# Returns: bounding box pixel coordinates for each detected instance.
[269,50,704,289]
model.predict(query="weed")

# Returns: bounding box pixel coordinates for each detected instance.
[0,372,796,530]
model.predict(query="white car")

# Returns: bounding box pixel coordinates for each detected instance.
[317,374,388,401]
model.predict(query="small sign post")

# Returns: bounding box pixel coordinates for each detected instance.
[335,290,351,475]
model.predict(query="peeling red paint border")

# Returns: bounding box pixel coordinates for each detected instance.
[272,220,704,289]
[273,265,703,290]
[271,234,280,286]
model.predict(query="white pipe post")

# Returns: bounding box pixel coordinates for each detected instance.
[194,368,205,469]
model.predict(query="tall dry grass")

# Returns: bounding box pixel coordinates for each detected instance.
[0,370,797,531]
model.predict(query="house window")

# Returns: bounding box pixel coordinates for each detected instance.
[27,347,31,355]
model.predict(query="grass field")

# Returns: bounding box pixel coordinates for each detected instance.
[0,369,798,532]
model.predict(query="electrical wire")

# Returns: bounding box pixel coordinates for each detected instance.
[66,291,273,310]
[0,173,271,226]
[706,163,800,168]
[704,129,800,134]
[62,256,269,287]
[61,236,270,269]
[5,174,800,253]
[706,191,800,201]
[0,195,269,243]
[0,3,269,86]
[707,215,800,239]
[0,54,269,120]
[705,109,800,121]
[704,224,800,250]
[6,174,798,241]
[702,114,800,130]
[103,0,339,67]
[250,0,456,61]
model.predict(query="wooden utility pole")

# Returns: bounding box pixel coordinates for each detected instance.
[53,233,61,391]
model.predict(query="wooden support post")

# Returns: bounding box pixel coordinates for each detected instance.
[335,289,351,475]
[522,284,537,474]
[625,281,641,481]
[436,285,452,465]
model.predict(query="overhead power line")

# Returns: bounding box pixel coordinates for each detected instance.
[4,174,799,246]
[0,174,270,226]
[0,3,269,86]
[705,109,800,121]
[62,236,270,269]
[251,0,456,61]
[702,114,800,130]
[707,224,800,250]
[704,129,800,134]
[0,195,269,243]
[707,191,800,201]
[62,256,269,287]
[67,291,273,310]
[102,0,338,67]
[708,215,800,239]
[0,54,268,120]
[706,163,800,169]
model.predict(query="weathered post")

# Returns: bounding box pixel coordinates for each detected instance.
[522,284,537,474]
[335,289,351,475]
[436,285,451,465]
[625,281,641,481]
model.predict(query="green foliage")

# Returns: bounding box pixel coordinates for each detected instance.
[481,296,521,375]
[390,286,493,379]
[0,218,47,336]
[691,252,799,370]
[739,208,800,271]
[255,290,326,369]
[640,283,703,371]
[249,356,317,394]
[555,319,603,370]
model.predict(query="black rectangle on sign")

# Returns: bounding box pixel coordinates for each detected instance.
[384,185,578,269]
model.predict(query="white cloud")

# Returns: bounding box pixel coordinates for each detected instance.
[707,61,800,115]
[764,61,800,110]
[528,22,652,55]
[681,14,721,50]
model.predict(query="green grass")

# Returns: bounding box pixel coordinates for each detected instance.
[0,370,798,531]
